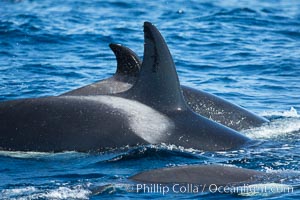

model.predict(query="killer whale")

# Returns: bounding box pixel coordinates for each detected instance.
[130,164,295,194]
[0,22,250,152]
[93,165,294,196]
[62,45,268,131]
[181,86,268,131]
[62,43,141,96]
[115,22,250,150]
[130,165,267,186]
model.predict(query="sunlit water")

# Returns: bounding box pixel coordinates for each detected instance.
[0,0,300,199]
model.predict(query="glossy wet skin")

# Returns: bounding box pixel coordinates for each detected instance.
[62,44,141,96]
[0,22,250,152]
[182,86,268,131]
[115,22,250,151]
[130,165,266,186]
[62,45,268,131]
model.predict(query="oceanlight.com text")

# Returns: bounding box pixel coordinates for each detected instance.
[134,183,293,195]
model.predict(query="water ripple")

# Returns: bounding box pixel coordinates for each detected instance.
[0,0,300,199]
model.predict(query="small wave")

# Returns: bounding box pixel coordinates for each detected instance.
[103,144,200,163]
[0,151,80,159]
[264,167,300,178]
[39,173,105,180]
[243,107,300,139]
[243,117,300,139]
[0,151,53,158]
[258,168,300,186]
[90,184,131,195]
[277,30,300,39]
[1,186,36,198]
[202,76,238,84]
[236,183,294,197]
[19,22,41,32]
[214,8,258,16]
[261,107,299,118]
[1,185,91,200]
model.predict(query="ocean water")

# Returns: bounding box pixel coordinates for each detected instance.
[0,0,300,199]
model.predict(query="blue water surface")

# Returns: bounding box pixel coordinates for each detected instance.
[0,0,300,199]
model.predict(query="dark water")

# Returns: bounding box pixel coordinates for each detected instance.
[0,0,300,199]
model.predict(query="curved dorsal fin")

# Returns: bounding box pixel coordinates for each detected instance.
[109,43,141,77]
[123,22,187,111]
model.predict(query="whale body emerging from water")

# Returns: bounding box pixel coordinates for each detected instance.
[130,165,267,186]
[130,164,295,194]
[0,22,250,152]
[62,45,268,131]
[62,43,141,96]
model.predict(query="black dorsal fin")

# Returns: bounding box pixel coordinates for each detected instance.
[109,43,141,77]
[122,22,187,111]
